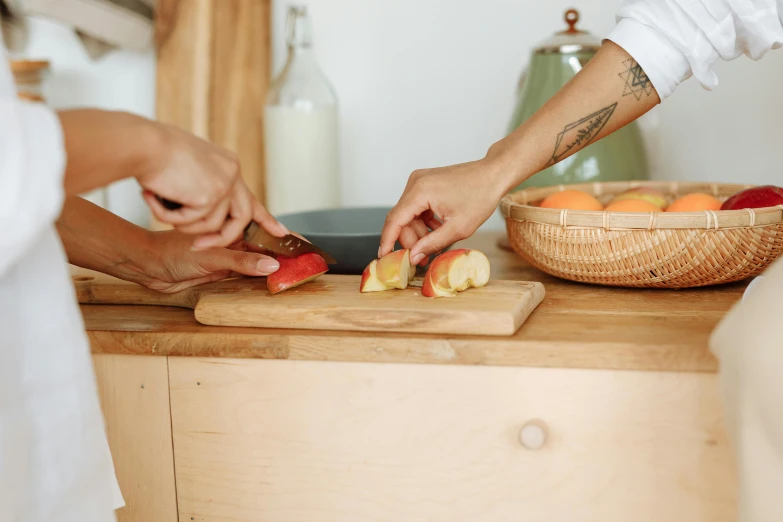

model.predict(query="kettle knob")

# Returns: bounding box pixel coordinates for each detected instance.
[564,8,580,33]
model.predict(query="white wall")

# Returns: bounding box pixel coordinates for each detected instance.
[22,1,783,230]
[272,0,783,229]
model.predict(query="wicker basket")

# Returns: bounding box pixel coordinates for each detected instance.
[500,181,783,288]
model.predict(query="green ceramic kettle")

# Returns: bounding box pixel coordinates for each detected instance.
[508,9,649,190]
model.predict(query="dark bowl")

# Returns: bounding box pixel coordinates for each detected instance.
[276,207,394,275]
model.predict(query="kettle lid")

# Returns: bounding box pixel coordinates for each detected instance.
[533,9,601,55]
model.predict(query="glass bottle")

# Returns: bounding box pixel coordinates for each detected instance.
[264,5,340,216]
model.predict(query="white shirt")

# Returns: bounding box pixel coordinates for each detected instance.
[608,3,783,520]
[0,43,123,522]
[606,0,783,100]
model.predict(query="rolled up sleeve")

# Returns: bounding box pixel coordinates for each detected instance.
[0,98,66,277]
[606,0,783,100]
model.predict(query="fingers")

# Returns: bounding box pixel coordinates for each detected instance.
[216,185,253,246]
[178,195,232,236]
[380,194,429,258]
[409,222,465,264]
[410,218,429,238]
[421,210,443,231]
[398,226,420,251]
[143,190,214,226]
[191,182,254,250]
[155,271,232,294]
[199,248,281,276]
[253,200,289,237]
[398,220,430,266]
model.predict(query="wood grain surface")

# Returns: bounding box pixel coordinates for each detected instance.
[74,272,545,336]
[76,233,748,372]
[93,355,178,522]
[155,0,271,228]
[168,358,736,522]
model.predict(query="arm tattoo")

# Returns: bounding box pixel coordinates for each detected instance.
[619,57,653,101]
[548,103,617,165]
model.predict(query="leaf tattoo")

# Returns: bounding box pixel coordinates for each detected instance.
[548,103,617,165]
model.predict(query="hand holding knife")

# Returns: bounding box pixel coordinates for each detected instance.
[154,195,336,264]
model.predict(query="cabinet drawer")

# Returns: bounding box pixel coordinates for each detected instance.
[169,358,736,522]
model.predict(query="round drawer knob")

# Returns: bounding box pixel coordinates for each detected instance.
[519,419,549,451]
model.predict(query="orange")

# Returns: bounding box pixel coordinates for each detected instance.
[604,199,662,212]
[539,190,603,211]
[666,193,722,212]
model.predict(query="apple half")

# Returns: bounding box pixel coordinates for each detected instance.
[267,252,328,295]
[421,249,490,298]
[360,249,415,292]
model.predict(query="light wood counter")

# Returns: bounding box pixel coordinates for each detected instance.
[80,233,745,373]
[79,233,743,522]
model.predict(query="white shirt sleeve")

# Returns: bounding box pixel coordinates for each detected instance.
[606,0,783,100]
[0,96,67,278]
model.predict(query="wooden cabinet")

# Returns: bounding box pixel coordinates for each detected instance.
[93,355,178,522]
[94,355,737,522]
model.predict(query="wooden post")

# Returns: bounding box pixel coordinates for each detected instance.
[153,0,271,229]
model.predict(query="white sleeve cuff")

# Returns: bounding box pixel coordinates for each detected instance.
[605,17,693,101]
[0,100,66,276]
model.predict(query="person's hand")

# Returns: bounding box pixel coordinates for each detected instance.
[137,229,282,294]
[379,154,512,265]
[138,122,288,249]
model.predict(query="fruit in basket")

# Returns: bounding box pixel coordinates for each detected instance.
[360,249,414,292]
[422,249,490,298]
[539,190,603,211]
[609,187,668,209]
[720,185,783,210]
[267,253,328,295]
[604,199,662,212]
[666,193,722,212]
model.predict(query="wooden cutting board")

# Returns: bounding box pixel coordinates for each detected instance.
[73,272,545,336]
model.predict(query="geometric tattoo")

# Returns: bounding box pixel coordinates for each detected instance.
[618,57,653,101]
[548,103,617,164]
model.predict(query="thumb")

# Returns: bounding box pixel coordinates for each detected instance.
[409,222,463,263]
[202,249,281,276]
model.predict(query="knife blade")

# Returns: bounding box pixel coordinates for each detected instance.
[243,221,337,264]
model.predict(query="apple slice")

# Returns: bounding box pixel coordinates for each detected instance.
[422,249,490,298]
[267,252,328,295]
[376,249,414,290]
[360,259,391,293]
[359,249,415,293]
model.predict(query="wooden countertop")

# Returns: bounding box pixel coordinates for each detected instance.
[78,233,746,373]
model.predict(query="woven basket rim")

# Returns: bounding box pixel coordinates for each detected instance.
[500,180,783,230]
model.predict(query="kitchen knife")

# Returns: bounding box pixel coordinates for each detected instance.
[243,221,337,264]
[155,196,336,264]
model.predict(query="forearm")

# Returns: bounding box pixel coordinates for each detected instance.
[57,196,159,285]
[490,40,660,192]
[58,109,162,196]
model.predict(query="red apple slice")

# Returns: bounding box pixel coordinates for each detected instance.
[422,249,490,298]
[360,259,391,293]
[376,249,413,289]
[267,252,328,295]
